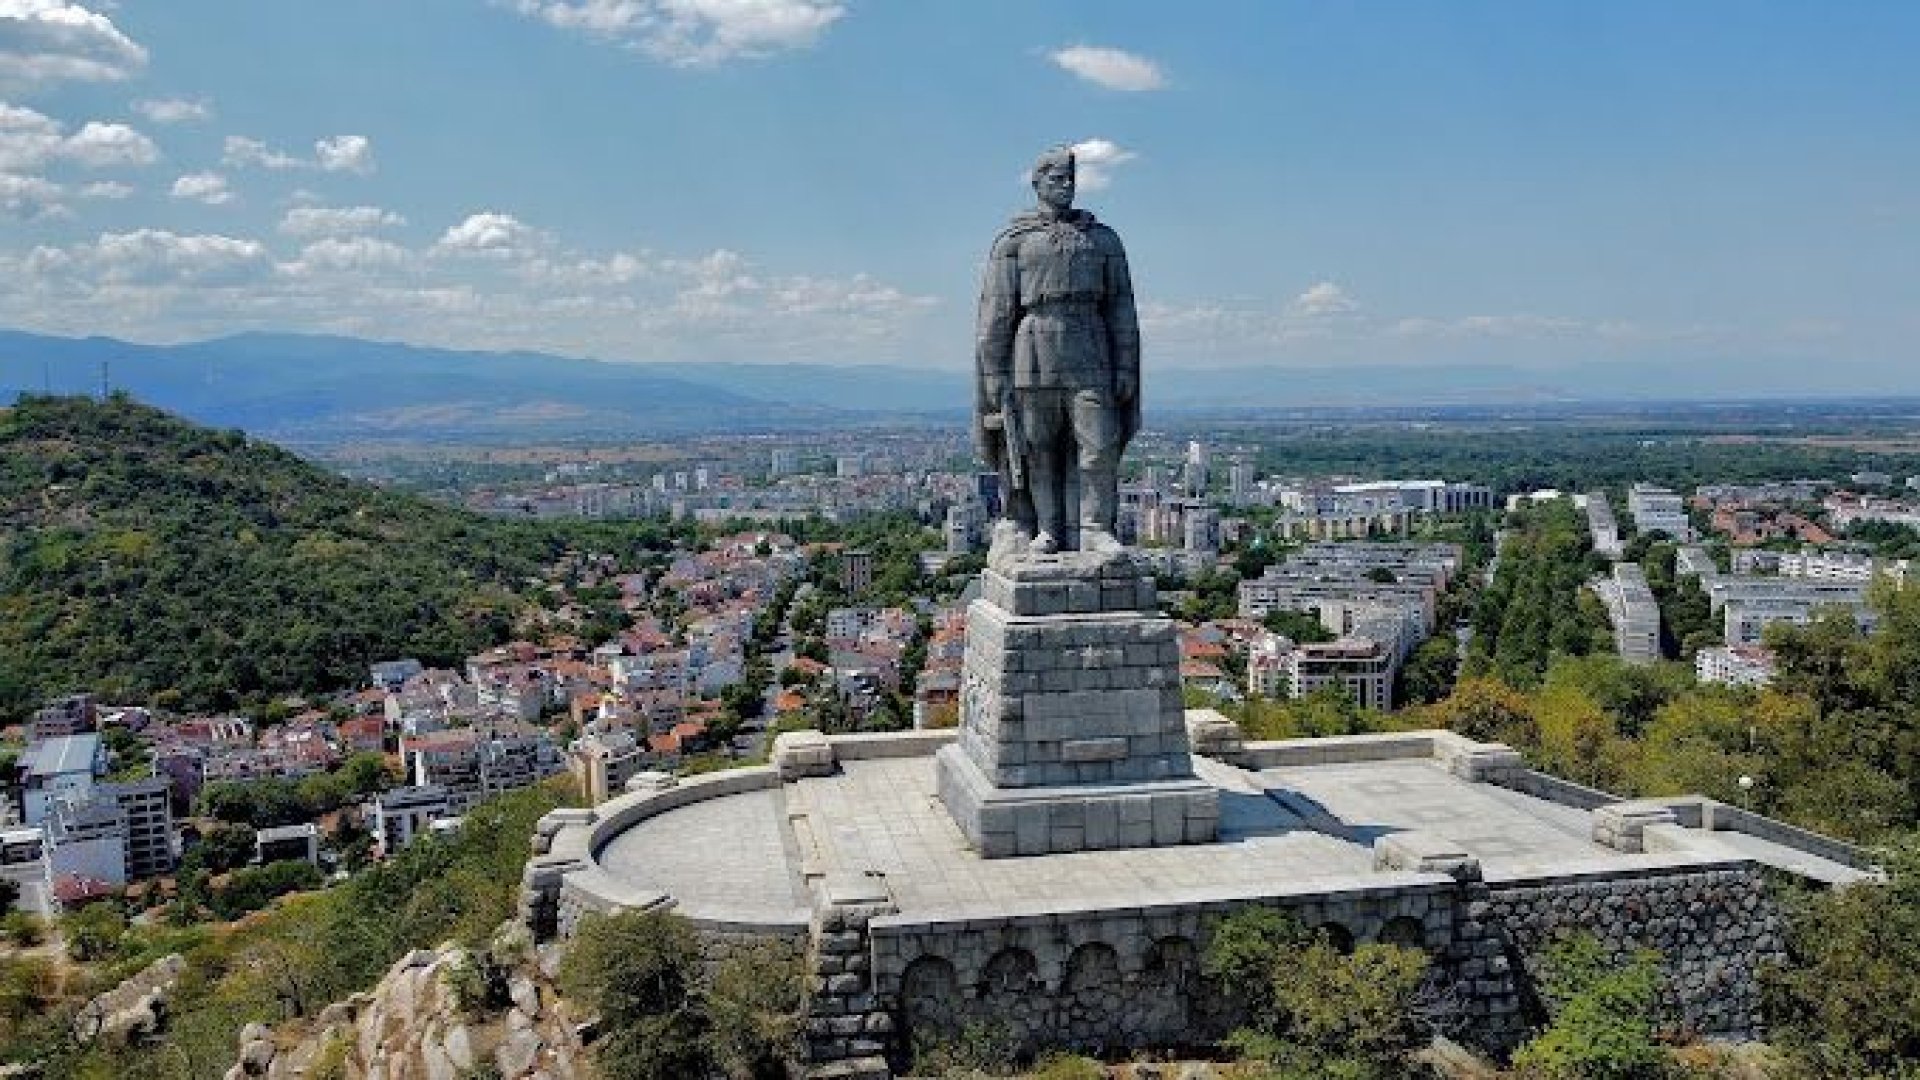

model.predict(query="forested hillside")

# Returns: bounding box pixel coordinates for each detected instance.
[0,395,602,717]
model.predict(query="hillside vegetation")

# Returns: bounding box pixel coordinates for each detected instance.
[0,395,620,717]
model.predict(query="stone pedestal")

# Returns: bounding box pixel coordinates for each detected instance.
[935,551,1219,857]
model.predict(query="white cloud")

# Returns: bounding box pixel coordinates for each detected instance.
[2,211,934,363]
[0,104,152,165]
[78,178,127,198]
[436,211,538,255]
[170,171,232,205]
[223,133,375,174]
[525,250,650,287]
[0,0,147,85]
[46,228,266,284]
[60,120,156,166]
[315,134,373,174]
[1049,45,1165,92]
[0,168,60,216]
[0,100,61,170]
[134,97,211,124]
[1288,281,1357,318]
[513,0,845,66]
[223,135,305,170]
[279,204,406,238]
[282,235,410,274]
[1067,138,1134,191]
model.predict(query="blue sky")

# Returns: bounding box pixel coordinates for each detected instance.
[2,0,1917,380]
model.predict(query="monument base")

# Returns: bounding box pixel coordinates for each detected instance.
[936,742,1218,858]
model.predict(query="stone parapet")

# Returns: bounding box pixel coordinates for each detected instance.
[775,729,837,780]
[1184,708,1245,762]
[1592,800,1681,853]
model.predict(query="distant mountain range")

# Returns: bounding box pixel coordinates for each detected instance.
[0,328,1907,442]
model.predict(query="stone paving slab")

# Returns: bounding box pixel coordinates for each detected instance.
[800,756,1374,917]
[1258,759,1613,877]
[596,786,811,924]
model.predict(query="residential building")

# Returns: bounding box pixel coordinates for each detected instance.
[255,823,320,866]
[369,658,425,691]
[44,796,126,893]
[841,549,874,597]
[0,826,43,868]
[1228,460,1255,505]
[1696,645,1777,688]
[28,694,96,739]
[1777,549,1878,582]
[1595,563,1661,663]
[1586,493,1623,559]
[569,729,647,805]
[18,733,107,826]
[371,785,453,856]
[100,777,173,879]
[1723,596,1877,646]
[1627,483,1694,541]
[1248,636,1395,711]
[1183,507,1222,554]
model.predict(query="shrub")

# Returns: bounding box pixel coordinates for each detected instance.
[1205,908,1429,1079]
[1,911,43,948]
[559,910,709,1080]
[1511,934,1666,1080]
[706,941,805,1079]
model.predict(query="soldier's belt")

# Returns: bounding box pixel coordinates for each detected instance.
[1023,298,1101,316]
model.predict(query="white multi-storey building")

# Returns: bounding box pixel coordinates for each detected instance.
[1247,636,1395,711]
[1696,645,1777,687]
[371,785,453,856]
[1627,483,1694,541]
[1595,563,1662,663]
[1587,493,1623,559]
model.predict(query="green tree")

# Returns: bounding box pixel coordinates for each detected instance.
[1397,634,1460,706]
[197,821,258,873]
[1767,837,1920,1077]
[559,910,710,1080]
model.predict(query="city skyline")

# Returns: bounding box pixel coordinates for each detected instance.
[1,1,1917,388]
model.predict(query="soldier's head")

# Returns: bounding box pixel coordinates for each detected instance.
[1030,146,1076,212]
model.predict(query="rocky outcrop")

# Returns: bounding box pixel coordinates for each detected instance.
[71,953,186,1047]
[224,924,587,1080]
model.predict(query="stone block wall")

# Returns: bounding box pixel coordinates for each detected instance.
[1483,864,1785,1040]
[870,884,1459,1063]
[954,597,1192,789]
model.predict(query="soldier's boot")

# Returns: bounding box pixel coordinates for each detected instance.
[1079,466,1123,554]
[1029,453,1067,554]
[987,519,1032,565]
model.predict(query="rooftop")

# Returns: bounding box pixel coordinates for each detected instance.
[21,733,103,780]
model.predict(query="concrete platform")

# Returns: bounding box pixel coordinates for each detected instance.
[588,732,1873,926]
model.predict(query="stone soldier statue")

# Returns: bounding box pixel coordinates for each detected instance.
[975,145,1141,559]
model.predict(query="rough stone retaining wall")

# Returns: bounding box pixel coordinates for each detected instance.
[869,882,1463,1062]
[1483,863,1785,1040]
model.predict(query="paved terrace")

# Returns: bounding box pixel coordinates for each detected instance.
[591,732,1873,925]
